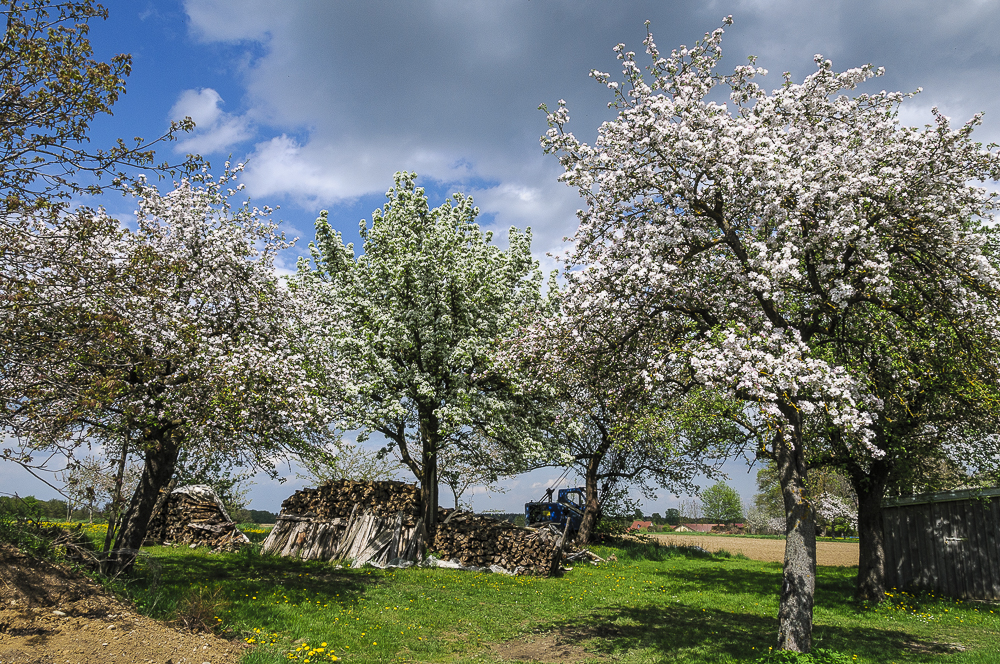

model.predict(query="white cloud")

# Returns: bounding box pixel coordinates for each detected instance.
[177,0,1000,278]
[243,134,481,206]
[170,88,224,127]
[169,88,253,155]
[183,0,285,42]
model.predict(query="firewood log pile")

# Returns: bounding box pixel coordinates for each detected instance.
[263,480,576,576]
[277,480,421,524]
[146,485,250,552]
[431,511,568,576]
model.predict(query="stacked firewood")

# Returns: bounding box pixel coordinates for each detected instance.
[263,480,425,566]
[261,507,425,567]
[279,480,421,524]
[431,512,567,576]
[146,485,250,551]
[264,479,578,576]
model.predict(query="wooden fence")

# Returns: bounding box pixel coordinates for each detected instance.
[882,487,1000,599]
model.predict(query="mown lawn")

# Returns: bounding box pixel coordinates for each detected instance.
[113,539,1000,664]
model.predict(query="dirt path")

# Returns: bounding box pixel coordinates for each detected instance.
[0,543,246,664]
[650,533,859,567]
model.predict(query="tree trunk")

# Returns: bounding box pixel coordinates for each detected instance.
[146,475,178,540]
[775,425,816,653]
[576,454,602,545]
[112,432,181,559]
[854,466,888,602]
[577,417,614,546]
[420,432,439,544]
[103,434,130,554]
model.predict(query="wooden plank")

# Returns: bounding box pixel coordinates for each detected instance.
[346,514,378,560]
[339,511,372,560]
[953,500,969,598]
[957,499,973,599]
[937,501,955,597]
[401,519,423,561]
[303,522,331,560]
[260,522,284,554]
[900,504,915,590]
[981,498,1000,600]
[910,505,941,590]
[990,499,1000,598]
[387,513,403,563]
[292,522,316,558]
[941,501,960,598]
[352,525,395,568]
[262,520,294,555]
[969,500,993,599]
[280,522,308,557]
[883,507,900,589]
[333,505,361,559]
[965,498,985,599]
[957,500,971,598]
[925,501,942,592]
[928,501,946,595]
[988,499,1000,599]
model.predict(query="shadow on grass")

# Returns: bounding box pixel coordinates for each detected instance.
[639,560,858,615]
[120,546,379,622]
[534,602,953,663]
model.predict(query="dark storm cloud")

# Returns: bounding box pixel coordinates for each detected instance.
[180,0,1000,257]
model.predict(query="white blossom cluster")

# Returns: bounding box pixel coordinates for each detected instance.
[542,17,1000,456]
[293,172,546,478]
[2,168,339,469]
[813,493,859,532]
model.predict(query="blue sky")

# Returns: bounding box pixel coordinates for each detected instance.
[3,0,999,514]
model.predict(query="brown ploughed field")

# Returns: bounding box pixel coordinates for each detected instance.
[651,532,859,567]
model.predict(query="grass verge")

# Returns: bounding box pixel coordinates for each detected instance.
[112,539,1000,664]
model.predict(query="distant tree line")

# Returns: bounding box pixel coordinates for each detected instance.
[0,495,277,525]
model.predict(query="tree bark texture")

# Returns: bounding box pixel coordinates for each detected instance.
[103,435,131,553]
[420,431,439,542]
[576,454,602,545]
[854,468,888,602]
[113,432,181,556]
[776,427,816,653]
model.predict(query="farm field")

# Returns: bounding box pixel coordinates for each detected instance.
[89,539,1000,664]
[651,533,860,566]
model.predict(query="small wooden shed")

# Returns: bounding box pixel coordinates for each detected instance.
[882,487,1000,599]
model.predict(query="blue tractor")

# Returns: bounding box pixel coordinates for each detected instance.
[525,487,586,533]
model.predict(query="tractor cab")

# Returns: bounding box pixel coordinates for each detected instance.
[525,487,585,533]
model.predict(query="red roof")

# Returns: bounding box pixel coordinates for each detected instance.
[629,520,653,530]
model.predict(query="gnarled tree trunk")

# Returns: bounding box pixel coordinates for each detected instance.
[576,453,602,545]
[420,435,439,542]
[111,430,181,567]
[853,461,889,602]
[775,423,816,653]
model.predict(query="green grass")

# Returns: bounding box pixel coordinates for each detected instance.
[112,539,1000,664]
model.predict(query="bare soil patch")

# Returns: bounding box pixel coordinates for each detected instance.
[0,543,245,664]
[650,533,859,566]
[492,632,602,664]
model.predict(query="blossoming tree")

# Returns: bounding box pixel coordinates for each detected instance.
[505,279,728,544]
[541,18,1000,651]
[295,172,546,538]
[1,171,339,561]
